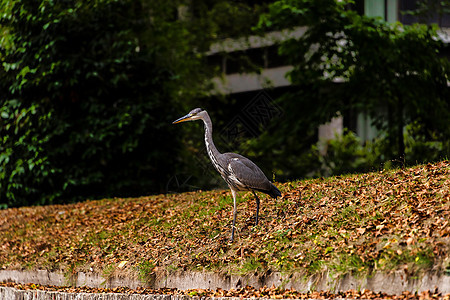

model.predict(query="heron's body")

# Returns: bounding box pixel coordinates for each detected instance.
[213,152,281,196]
[173,108,281,241]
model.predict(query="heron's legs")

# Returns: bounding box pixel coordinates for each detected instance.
[230,188,238,242]
[253,191,260,226]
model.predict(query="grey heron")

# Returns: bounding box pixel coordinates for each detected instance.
[173,108,281,241]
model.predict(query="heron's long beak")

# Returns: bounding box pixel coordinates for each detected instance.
[172,113,192,124]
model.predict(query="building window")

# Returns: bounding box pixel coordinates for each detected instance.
[363,0,398,22]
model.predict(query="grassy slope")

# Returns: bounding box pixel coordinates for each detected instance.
[0,161,449,283]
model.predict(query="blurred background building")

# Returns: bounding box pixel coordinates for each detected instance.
[207,0,450,148]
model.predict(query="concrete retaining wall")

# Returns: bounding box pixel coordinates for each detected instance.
[0,287,185,300]
[0,287,365,300]
[0,269,449,295]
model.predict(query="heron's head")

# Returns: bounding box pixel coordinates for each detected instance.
[172,108,205,124]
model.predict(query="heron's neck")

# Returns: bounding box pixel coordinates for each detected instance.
[202,113,221,160]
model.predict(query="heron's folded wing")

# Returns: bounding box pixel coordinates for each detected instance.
[228,157,272,192]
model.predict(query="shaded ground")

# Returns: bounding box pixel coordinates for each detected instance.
[0,161,449,284]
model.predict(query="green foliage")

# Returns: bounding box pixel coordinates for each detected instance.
[314,127,449,177]
[0,0,191,207]
[249,0,450,178]
[0,0,268,206]
[190,0,268,41]
[404,121,449,165]
[137,260,155,284]
[316,130,384,176]
[403,0,450,24]
[0,100,56,205]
